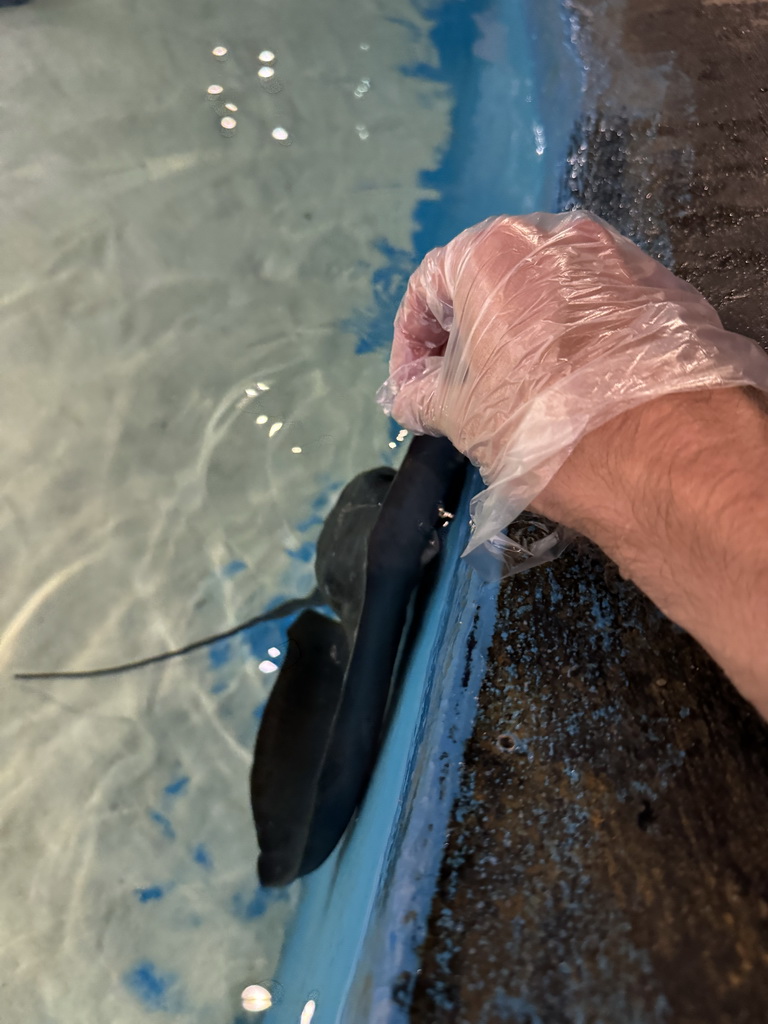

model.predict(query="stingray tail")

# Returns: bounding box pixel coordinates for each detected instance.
[13,589,322,680]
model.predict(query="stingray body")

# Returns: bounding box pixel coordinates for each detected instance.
[15,434,466,888]
[314,466,396,637]
[252,435,466,886]
[250,610,350,887]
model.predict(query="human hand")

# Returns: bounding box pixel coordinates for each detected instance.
[378,211,768,559]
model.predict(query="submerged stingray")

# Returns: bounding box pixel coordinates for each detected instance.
[16,435,466,888]
[14,466,396,681]
[252,435,466,886]
[250,609,350,887]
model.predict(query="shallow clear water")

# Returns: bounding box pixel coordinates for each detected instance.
[0,1,452,1019]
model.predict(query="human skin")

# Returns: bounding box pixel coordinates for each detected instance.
[383,212,768,719]
[531,385,768,719]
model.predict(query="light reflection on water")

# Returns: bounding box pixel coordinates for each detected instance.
[0,0,451,1020]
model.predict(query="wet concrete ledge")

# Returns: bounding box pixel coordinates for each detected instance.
[410,1,768,1021]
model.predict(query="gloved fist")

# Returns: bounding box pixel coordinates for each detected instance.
[378,210,768,561]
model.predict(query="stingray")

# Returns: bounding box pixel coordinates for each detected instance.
[252,435,466,886]
[13,466,397,681]
[16,435,467,888]
[250,608,350,887]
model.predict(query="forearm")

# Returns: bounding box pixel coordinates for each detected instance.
[532,386,768,717]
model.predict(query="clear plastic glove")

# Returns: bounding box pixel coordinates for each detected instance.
[377,210,768,574]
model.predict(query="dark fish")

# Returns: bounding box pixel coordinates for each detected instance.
[15,435,467,889]
[13,467,396,681]
[250,609,349,888]
[315,466,396,638]
[252,435,466,885]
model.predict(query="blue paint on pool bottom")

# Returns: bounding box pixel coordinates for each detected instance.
[163,775,190,797]
[208,639,231,669]
[147,810,176,842]
[124,961,182,1013]
[222,559,248,578]
[232,885,291,922]
[135,886,166,903]
[285,541,315,563]
[193,843,213,869]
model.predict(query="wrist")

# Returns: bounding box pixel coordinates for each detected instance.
[532,387,768,715]
[536,389,751,545]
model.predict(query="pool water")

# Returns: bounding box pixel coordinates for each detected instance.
[0,0,579,1021]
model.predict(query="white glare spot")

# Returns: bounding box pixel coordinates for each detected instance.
[241,985,272,1012]
[258,65,275,80]
[268,421,283,437]
[360,42,370,51]
[212,46,228,58]
[354,78,370,98]
[291,446,302,454]
[267,647,281,658]
[388,441,397,449]
[244,387,258,397]
[259,660,279,674]
[300,1000,317,1024]
[259,49,275,63]
[224,101,238,112]
[356,124,369,140]
[207,84,224,96]
[271,126,289,142]
[220,116,237,131]
[256,382,270,391]
[255,415,268,425]
[396,429,408,441]
[533,123,546,156]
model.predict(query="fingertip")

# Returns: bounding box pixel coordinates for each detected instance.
[390,246,453,373]
[389,364,442,435]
